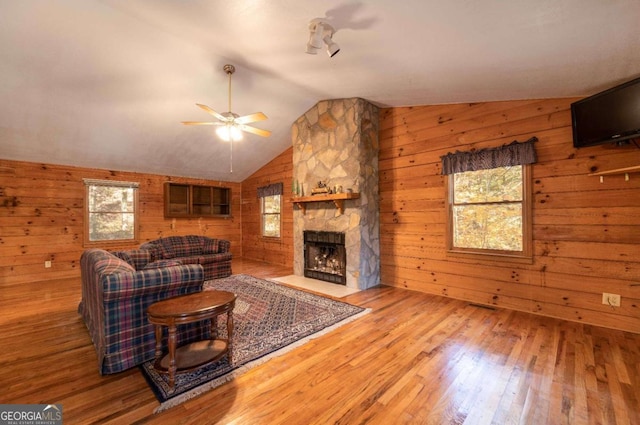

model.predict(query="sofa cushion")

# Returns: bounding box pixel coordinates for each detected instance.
[110,249,153,271]
[157,235,205,259]
[111,251,134,267]
[143,260,183,270]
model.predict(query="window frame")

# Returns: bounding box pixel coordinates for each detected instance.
[445,164,533,263]
[83,179,139,247]
[260,193,282,238]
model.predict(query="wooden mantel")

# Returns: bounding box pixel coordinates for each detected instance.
[291,192,360,215]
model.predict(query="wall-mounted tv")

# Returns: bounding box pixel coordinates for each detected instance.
[571,76,640,148]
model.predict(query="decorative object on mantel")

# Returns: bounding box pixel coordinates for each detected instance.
[311,181,331,195]
[140,274,368,413]
[292,179,304,197]
[292,192,360,215]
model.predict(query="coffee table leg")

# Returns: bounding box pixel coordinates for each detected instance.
[210,316,218,339]
[168,324,176,388]
[227,310,234,364]
[154,325,162,362]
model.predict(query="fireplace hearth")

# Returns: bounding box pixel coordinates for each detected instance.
[304,231,346,285]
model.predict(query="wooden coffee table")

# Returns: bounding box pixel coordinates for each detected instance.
[147,290,236,388]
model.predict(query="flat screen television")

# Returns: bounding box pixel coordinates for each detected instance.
[571,76,640,148]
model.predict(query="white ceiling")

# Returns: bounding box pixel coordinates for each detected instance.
[1,1,639,182]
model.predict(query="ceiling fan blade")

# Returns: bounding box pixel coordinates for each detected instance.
[240,124,271,137]
[235,112,268,125]
[182,121,217,126]
[196,103,228,121]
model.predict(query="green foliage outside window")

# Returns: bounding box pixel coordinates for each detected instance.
[88,185,136,242]
[452,166,523,252]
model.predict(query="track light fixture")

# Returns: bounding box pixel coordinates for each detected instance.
[306,19,340,57]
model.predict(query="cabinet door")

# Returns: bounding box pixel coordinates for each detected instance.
[165,184,190,217]
[192,186,212,215]
[212,187,230,215]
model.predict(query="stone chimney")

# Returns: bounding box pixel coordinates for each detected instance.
[291,98,380,289]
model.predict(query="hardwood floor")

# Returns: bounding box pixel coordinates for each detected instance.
[1,258,638,424]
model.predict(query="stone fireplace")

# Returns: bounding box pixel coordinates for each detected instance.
[292,98,380,290]
[304,230,347,284]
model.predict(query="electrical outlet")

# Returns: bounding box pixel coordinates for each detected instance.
[602,292,621,307]
[45,260,52,268]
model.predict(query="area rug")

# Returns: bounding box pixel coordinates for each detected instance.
[140,274,369,413]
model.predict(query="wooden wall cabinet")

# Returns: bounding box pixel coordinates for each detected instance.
[165,183,231,218]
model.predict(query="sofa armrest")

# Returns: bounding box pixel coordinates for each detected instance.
[218,239,231,253]
[102,264,204,301]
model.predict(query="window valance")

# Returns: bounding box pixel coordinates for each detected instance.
[440,137,538,175]
[83,178,139,188]
[257,182,283,198]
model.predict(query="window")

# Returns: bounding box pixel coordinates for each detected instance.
[84,179,139,245]
[441,138,537,261]
[261,194,281,237]
[258,183,283,238]
[447,165,531,258]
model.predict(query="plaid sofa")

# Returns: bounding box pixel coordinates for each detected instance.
[78,248,208,375]
[140,235,232,281]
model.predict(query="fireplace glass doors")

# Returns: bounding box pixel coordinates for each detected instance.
[303,231,346,285]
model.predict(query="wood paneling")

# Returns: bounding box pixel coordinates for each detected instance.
[2,97,639,333]
[1,259,638,423]
[0,159,241,286]
[240,147,294,267]
[379,99,640,334]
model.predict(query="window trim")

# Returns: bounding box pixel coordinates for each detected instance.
[260,193,282,239]
[445,164,533,264]
[83,179,139,247]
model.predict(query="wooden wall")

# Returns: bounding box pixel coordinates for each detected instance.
[3,97,639,334]
[240,147,294,268]
[379,98,640,333]
[0,159,241,286]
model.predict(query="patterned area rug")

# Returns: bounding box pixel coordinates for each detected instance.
[140,274,369,413]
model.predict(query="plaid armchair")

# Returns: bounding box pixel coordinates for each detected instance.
[140,235,232,280]
[78,248,208,374]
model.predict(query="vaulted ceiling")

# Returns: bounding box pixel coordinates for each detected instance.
[1,1,639,181]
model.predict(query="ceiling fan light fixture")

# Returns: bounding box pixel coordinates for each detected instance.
[216,124,243,142]
[182,64,269,172]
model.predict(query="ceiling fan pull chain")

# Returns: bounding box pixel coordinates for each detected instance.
[229,139,233,173]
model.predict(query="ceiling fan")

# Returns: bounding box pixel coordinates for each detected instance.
[182,64,271,141]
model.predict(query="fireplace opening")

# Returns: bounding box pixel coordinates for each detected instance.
[304,231,346,285]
